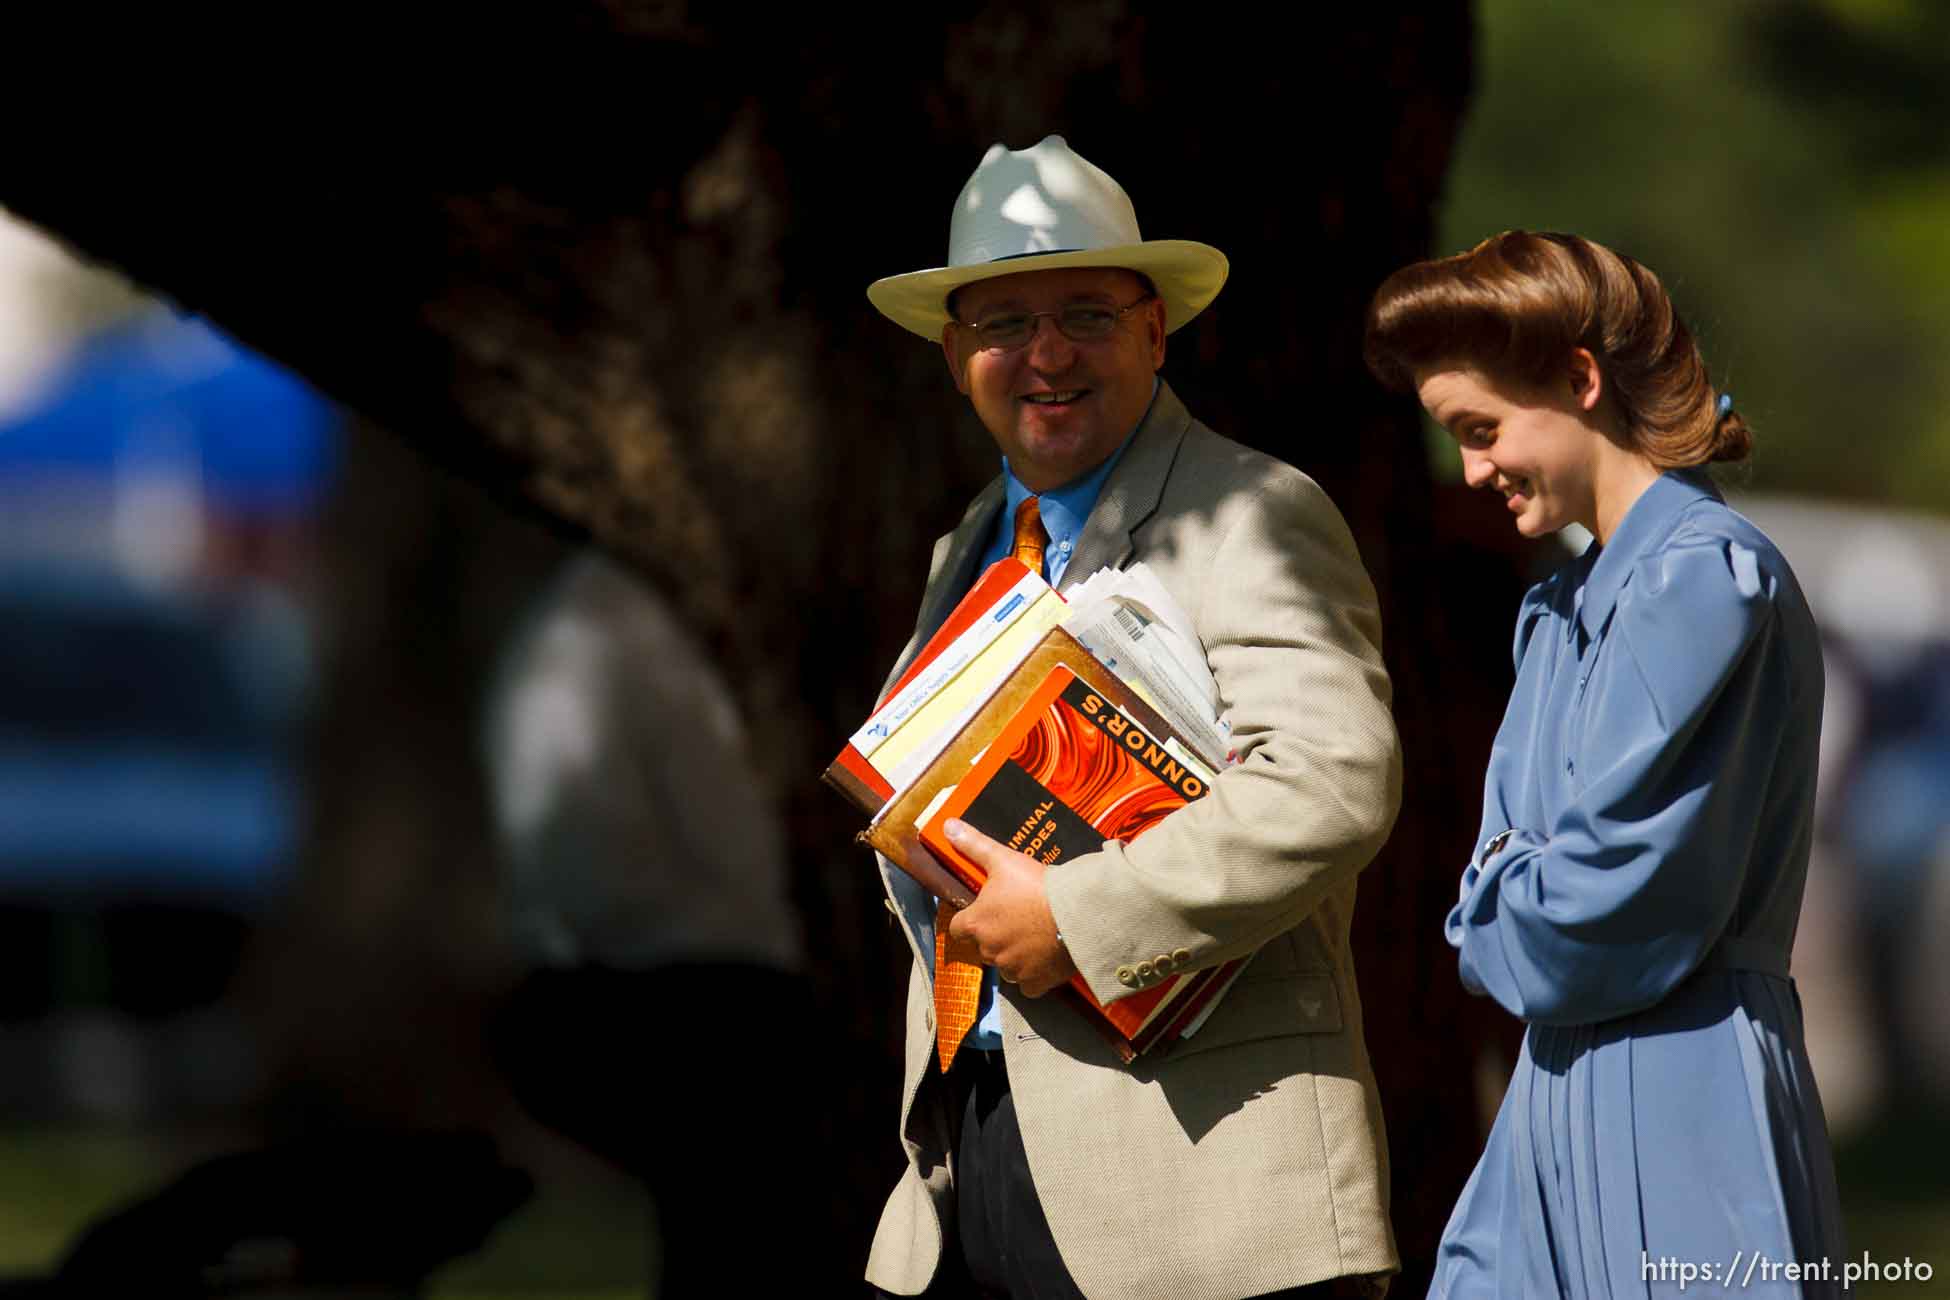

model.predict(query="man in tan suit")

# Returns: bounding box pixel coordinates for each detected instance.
[863,137,1401,1300]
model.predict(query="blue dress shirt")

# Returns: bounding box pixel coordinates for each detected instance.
[1433,469,1846,1297]
[955,387,1148,1051]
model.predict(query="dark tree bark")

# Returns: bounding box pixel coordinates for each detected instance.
[8,4,1509,1288]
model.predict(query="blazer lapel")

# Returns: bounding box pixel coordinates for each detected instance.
[1059,381,1192,593]
[882,475,1007,697]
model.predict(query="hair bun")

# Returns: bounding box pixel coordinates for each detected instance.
[1712,405,1753,463]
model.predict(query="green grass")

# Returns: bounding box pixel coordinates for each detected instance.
[0,1125,174,1276]
[0,1123,652,1298]
[1842,1203,1950,1295]
[5,1118,1945,1296]
[425,1173,652,1298]
[1835,1102,1950,1295]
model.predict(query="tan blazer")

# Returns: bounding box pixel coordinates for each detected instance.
[866,383,1402,1300]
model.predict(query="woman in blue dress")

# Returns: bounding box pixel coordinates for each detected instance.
[1365,231,1846,1297]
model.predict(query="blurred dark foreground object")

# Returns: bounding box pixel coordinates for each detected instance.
[0,1129,530,1298]
[488,961,835,1295]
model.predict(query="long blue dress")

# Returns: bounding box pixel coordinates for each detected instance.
[1433,470,1847,1298]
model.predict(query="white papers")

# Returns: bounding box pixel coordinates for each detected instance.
[1061,563,1233,772]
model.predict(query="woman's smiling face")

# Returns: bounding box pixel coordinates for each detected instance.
[1416,360,1606,540]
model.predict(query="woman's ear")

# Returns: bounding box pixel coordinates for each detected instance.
[1567,347,1604,412]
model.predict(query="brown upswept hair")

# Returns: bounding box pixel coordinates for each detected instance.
[1363,230,1751,466]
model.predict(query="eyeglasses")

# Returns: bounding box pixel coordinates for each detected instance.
[956,294,1155,353]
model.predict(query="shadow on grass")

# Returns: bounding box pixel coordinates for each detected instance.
[0,1123,651,1298]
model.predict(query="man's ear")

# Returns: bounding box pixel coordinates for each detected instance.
[1568,347,1604,412]
[1147,299,1167,371]
[941,324,970,395]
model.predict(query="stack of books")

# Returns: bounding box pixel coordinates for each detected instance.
[826,558,1250,1063]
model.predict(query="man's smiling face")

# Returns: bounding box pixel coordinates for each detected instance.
[942,266,1166,493]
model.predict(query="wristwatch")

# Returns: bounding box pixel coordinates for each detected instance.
[1480,829,1516,863]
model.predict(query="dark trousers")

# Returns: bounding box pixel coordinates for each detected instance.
[875,1047,1350,1300]
[953,1048,1083,1299]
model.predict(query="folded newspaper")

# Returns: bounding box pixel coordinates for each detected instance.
[1058,564,1248,1041]
[1059,563,1234,773]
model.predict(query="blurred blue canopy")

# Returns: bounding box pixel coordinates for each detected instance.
[0,309,335,515]
[0,311,330,908]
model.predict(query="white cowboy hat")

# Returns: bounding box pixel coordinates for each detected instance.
[867,135,1229,340]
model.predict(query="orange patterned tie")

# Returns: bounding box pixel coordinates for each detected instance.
[1011,495,1048,579]
[933,496,1051,1071]
[933,900,983,1071]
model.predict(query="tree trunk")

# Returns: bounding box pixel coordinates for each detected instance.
[7,4,1501,1287]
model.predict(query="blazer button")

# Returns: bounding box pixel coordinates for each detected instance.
[1172,947,1192,964]
[1154,953,1175,972]
[1136,961,1155,979]
[1116,965,1138,987]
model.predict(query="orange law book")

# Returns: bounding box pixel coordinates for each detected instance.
[823,558,1059,816]
[866,627,1248,1060]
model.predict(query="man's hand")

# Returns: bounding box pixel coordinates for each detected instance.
[942,819,1078,997]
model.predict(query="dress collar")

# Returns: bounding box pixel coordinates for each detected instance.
[1575,468,1722,643]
